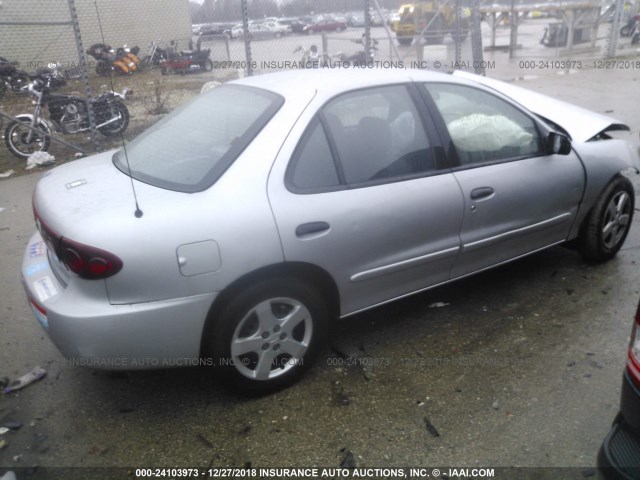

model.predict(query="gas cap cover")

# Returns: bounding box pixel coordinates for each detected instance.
[176,240,221,276]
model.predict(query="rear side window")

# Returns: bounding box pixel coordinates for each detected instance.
[289,119,340,190]
[287,84,436,191]
[113,85,283,193]
[423,83,542,166]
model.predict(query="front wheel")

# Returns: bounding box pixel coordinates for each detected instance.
[201,59,213,72]
[97,100,129,137]
[620,25,632,37]
[4,118,51,160]
[578,175,634,262]
[204,278,329,394]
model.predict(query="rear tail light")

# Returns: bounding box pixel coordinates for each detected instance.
[59,237,122,279]
[627,303,640,387]
[34,208,122,280]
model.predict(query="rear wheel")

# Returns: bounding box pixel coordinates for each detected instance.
[95,60,110,76]
[204,278,329,394]
[4,118,51,160]
[578,175,634,262]
[97,101,129,137]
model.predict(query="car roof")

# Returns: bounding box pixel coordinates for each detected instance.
[231,68,463,100]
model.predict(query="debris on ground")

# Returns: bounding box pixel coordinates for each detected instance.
[25,152,55,170]
[332,341,362,360]
[362,363,374,381]
[196,433,214,449]
[2,366,46,394]
[423,416,440,437]
[339,448,356,468]
[331,380,350,406]
[0,170,14,178]
[0,438,7,450]
[492,399,500,410]
[2,420,22,430]
[0,427,9,435]
[428,302,450,308]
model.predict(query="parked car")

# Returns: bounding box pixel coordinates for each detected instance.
[349,12,366,28]
[22,69,638,393]
[599,299,640,479]
[303,16,348,34]
[232,21,287,40]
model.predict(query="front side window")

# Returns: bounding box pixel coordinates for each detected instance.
[424,83,542,166]
[113,85,283,193]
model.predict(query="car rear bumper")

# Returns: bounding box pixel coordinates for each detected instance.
[21,231,217,369]
[598,372,640,480]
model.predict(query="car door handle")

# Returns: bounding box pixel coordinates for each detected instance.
[295,222,330,238]
[470,187,495,200]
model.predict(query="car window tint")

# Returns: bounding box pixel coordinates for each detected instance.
[323,85,435,184]
[112,85,282,193]
[424,83,542,166]
[289,119,340,189]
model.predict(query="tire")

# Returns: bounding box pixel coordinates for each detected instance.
[620,25,632,37]
[578,175,634,262]
[140,56,153,70]
[4,118,51,160]
[204,278,329,394]
[97,100,129,137]
[95,60,110,76]
[10,73,30,94]
[201,59,213,72]
[160,66,168,75]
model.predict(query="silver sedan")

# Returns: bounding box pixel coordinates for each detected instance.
[21,69,638,393]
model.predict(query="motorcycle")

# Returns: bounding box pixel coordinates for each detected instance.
[620,14,640,37]
[86,43,141,76]
[0,58,65,98]
[159,41,213,75]
[4,68,130,160]
[140,41,169,69]
[336,37,379,66]
[293,45,326,68]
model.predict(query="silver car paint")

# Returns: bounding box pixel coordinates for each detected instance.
[451,152,585,278]
[21,68,639,367]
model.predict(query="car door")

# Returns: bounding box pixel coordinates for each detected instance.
[421,82,585,278]
[268,84,464,316]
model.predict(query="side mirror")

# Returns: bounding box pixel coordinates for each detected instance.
[548,131,572,155]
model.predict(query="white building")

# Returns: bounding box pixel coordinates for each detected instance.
[0,0,191,72]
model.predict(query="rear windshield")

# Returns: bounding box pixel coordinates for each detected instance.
[113,84,283,192]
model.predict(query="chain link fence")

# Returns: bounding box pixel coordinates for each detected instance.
[1,0,639,173]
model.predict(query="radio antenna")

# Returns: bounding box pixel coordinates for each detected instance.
[94,1,143,218]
